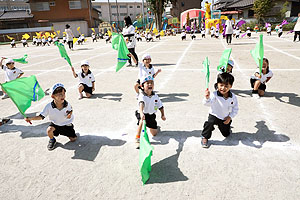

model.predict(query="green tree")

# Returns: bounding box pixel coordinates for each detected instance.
[147,0,167,30]
[253,0,275,24]
[279,1,289,20]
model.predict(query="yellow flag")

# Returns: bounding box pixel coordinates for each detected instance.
[108,30,112,37]
[73,38,78,44]
[22,33,30,40]
[91,28,95,33]
[63,32,66,36]
[160,30,165,36]
[77,27,81,34]
[45,32,50,38]
[50,33,55,38]
[6,35,14,40]
[153,28,158,34]
[36,32,42,38]
[56,30,61,35]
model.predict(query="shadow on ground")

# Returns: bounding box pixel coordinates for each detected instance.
[158,93,189,103]
[232,89,300,107]
[89,93,123,102]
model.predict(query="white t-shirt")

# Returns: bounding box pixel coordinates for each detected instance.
[225,20,234,34]
[42,38,46,43]
[76,71,95,87]
[251,68,273,84]
[21,39,27,43]
[210,29,215,35]
[246,30,251,34]
[65,28,74,41]
[138,92,163,115]
[11,40,15,44]
[267,27,271,32]
[138,62,155,80]
[122,25,136,48]
[40,101,74,126]
[203,90,239,120]
[2,65,23,82]
[236,30,241,35]
[201,30,205,34]
[278,28,283,33]
[181,32,186,37]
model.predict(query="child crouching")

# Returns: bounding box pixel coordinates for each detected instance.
[25,84,77,151]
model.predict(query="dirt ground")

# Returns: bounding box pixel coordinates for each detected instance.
[1,32,300,200]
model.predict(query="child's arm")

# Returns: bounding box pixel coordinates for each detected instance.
[159,107,166,121]
[153,69,161,78]
[25,115,43,124]
[225,96,239,124]
[265,77,272,83]
[17,72,24,79]
[71,67,78,78]
[0,57,6,67]
[137,102,145,136]
[92,81,95,92]
[202,89,213,106]
[128,54,138,65]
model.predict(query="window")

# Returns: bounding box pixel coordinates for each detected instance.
[130,13,133,16]
[120,13,127,16]
[137,6,140,8]
[129,6,133,8]
[69,1,81,9]
[120,5,126,8]
[248,10,254,17]
[33,2,50,11]
[49,2,55,6]
[112,13,117,16]
[111,5,117,8]
[94,5,101,9]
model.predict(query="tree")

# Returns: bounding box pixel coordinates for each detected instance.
[147,0,167,30]
[253,0,275,24]
[279,1,289,20]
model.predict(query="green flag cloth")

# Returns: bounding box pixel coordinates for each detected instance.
[13,54,28,64]
[111,32,130,72]
[0,75,45,117]
[250,34,264,75]
[54,41,72,67]
[217,48,232,72]
[202,57,210,89]
[139,120,154,184]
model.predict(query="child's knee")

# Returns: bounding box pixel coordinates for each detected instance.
[47,126,55,133]
[150,128,158,136]
[69,137,77,142]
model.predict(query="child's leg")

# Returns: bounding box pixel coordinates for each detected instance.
[253,80,261,91]
[202,114,216,139]
[85,92,92,98]
[149,128,158,136]
[258,90,265,96]
[47,126,55,139]
[217,119,232,137]
[78,84,84,99]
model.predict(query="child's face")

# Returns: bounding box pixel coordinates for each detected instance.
[226,65,233,73]
[81,65,89,73]
[51,90,66,104]
[6,62,15,69]
[143,58,151,66]
[142,80,154,93]
[262,61,268,74]
[217,83,232,95]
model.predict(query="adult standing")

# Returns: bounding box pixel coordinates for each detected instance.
[225,15,234,45]
[65,24,75,50]
[122,16,138,67]
[293,12,300,42]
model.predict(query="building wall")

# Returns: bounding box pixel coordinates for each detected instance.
[171,0,202,20]
[0,0,30,11]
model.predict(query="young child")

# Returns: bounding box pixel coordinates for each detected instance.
[181,30,186,40]
[210,27,215,38]
[1,58,24,99]
[130,54,161,94]
[278,25,283,37]
[267,24,272,36]
[214,60,234,90]
[146,32,153,42]
[201,28,206,38]
[21,38,29,47]
[155,33,161,40]
[136,32,142,42]
[135,75,166,148]
[71,60,95,99]
[92,32,97,42]
[235,27,241,38]
[32,37,37,45]
[246,27,251,38]
[11,39,16,48]
[201,73,238,148]
[48,36,53,44]
[42,37,50,46]
[250,58,273,98]
[215,29,219,39]
[105,33,110,44]
[37,37,42,46]
[63,34,67,43]
[191,31,196,40]
[25,83,77,151]
[53,36,59,43]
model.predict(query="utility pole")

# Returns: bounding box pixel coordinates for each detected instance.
[108,0,112,24]
[142,0,145,29]
[116,0,120,31]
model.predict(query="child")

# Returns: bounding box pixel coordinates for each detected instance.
[48,36,53,44]
[181,30,186,40]
[250,58,273,98]
[21,38,29,47]
[136,32,142,42]
[146,32,153,42]
[267,24,272,36]
[135,75,166,148]
[53,36,59,43]
[92,32,97,42]
[42,37,50,46]
[215,29,219,39]
[71,60,95,99]
[155,33,161,40]
[63,34,67,43]
[235,27,241,38]
[1,58,24,99]
[105,33,110,44]
[246,27,251,38]
[191,31,196,40]
[37,37,42,46]
[130,54,161,94]
[201,73,238,148]
[201,28,206,38]
[214,60,234,90]
[278,25,283,37]
[210,27,215,38]
[32,37,37,45]
[11,39,16,48]
[25,83,77,151]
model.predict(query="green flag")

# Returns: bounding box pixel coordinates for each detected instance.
[54,41,72,67]
[217,48,232,72]
[111,32,130,72]
[13,54,28,64]
[139,120,154,184]
[250,34,264,75]
[0,75,45,117]
[202,57,210,89]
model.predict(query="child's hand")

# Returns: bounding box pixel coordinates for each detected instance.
[161,115,166,121]
[157,69,162,73]
[140,113,145,120]
[205,88,210,99]
[127,53,132,57]
[25,117,32,124]
[223,116,231,124]
[67,113,72,119]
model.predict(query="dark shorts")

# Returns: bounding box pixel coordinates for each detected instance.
[250,78,266,91]
[247,33,251,37]
[49,123,77,138]
[135,110,158,129]
[80,83,93,94]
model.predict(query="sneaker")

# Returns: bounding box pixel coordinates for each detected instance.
[47,138,56,151]
[135,137,140,149]
[126,64,133,67]
[201,137,209,148]
[1,94,9,99]
[252,93,260,99]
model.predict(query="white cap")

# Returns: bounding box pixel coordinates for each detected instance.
[247,27,250,29]
[51,83,65,94]
[141,75,154,85]
[81,60,89,66]
[5,58,14,65]
[142,54,151,60]
[228,60,234,67]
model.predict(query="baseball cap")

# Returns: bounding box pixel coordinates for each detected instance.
[5,59,14,65]
[141,75,154,85]
[142,54,151,60]
[81,60,89,66]
[51,83,65,94]
[228,60,234,67]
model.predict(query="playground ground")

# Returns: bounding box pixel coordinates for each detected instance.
[0,32,300,200]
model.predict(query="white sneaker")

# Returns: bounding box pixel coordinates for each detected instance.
[1,94,9,99]
[252,93,260,99]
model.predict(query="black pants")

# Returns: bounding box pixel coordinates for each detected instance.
[294,31,300,41]
[128,48,138,65]
[202,114,232,139]
[278,32,283,37]
[68,41,73,49]
[267,31,271,36]
[226,34,232,44]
